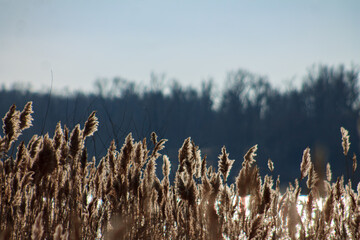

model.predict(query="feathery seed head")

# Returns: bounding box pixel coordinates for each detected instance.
[176,172,197,206]
[352,153,357,173]
[16,141,27,164]
[340,127,350,156]
[119,133,134,174]
[151,138,167,159]
[210,172,222,196]
[267,158,274,172]
[151,131,157,145]
[31,134,57,182]
[300,147,311,180]
[218,146,234,183]
[162,155,171,178]
[2,104,20,148]
[28,135,42,158]
[178,137,191,172]
[53,122,63,150]
[243,144,258,168]
[179,137,191,163]
[133,142,144,166]
[19,101,33,130]
[63,125,69,142]
[69,124,83,158]
[83,111,99,138]
[201,155,207,177]
[191,140,202,178]
[306,163,318,190]
[326,162,332,182]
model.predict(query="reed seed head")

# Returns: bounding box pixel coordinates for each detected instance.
[83,111,99,138]
[340,127,350,156]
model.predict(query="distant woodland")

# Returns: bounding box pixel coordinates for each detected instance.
[1,64,359,187]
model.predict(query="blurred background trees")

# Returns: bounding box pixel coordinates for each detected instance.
[0,64,359,187]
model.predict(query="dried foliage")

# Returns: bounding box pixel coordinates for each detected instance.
[0,102,359,239]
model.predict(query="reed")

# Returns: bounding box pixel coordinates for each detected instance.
[0,102,359,239]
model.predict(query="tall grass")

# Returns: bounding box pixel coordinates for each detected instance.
[0,102,359,239]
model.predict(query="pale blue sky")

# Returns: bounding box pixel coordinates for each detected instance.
[0,0,359,93]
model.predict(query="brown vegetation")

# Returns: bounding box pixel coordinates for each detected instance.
[0,102,359,239]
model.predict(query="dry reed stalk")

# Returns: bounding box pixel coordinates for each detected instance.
[69,124,83,159]
[268,158,274,172]
[248,214,264,239]
[218,146,234,184]
[83,111,99,138]
[300,147,311,180]
[307,163,318,190]
[176,172,197,206]
[19,102,33,131]
[53,122,63,151]
[259,175,272,214]
[243,144,258,168]
[326,162,332,182]
[1,104,21,152]
[341,127,350,156]
[118,133,134,175]
[133,142,143,166]
[161,155,171,208]
[323,189,334,223]
[353,153,357,173]
[150,132,167,160]
[31,212,44,240]
[236,145,259,201]
[206,172,221,240]
[178,137,191,173]
[31,134,57,183]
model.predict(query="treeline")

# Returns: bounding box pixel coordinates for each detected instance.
[0,64,359,187]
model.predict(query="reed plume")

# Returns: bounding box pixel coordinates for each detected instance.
[69,124,83,159]
[300,147,311,180]
[352,153,357,173]
[83,111,99,138]
[341,127,350,156]
[326,162,332,182]
[218,146,234,183]
[1,104,20,151]
[19,101,33,131]
[243,144,257,168]
[268,158,274,172]
[53,122,63,150]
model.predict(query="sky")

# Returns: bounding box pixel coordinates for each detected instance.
[0,0,359,94]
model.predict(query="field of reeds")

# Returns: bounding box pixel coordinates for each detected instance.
[0,102,359,239]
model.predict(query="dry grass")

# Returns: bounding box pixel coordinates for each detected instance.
[0,102,360,239]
